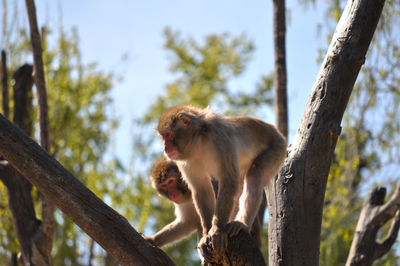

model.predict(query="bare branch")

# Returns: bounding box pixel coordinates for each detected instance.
[373,210,400,260]
[346,181,400,266]
[374,182,400,224]
[1,50,9,118]
[0,114,175,266]
[24,0,50,151]
[24,0,54,257]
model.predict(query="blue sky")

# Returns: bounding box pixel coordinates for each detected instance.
[32,0,328,165]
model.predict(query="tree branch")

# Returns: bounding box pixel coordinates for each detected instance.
[25,0,55,259]
[373,210,400,260]
[24,0,50,151]
[0,114,175,266]
[1,50,9,118]
[346,181,400,266]
[374,182,400,224]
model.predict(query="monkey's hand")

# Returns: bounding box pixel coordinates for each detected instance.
[143,236,157,247]
[225,220,249,237]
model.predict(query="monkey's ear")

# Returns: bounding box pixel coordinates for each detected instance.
[177,113,192,127]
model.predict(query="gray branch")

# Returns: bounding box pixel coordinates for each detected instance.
[0,115,175,266]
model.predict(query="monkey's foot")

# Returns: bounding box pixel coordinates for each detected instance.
[198,235,216,262]
[225,221,248,237]
[209,225,228,254]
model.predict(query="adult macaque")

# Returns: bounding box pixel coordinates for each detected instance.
[145,157,264,248]
[157,105,286,254]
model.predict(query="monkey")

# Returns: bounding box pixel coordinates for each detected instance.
[145,156,201,247]
[145,156,264,249]
[157,105,287,255]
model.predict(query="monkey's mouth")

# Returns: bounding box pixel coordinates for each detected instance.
[165,149,178,159]
[168,191,182,203]
[164,141,178,159]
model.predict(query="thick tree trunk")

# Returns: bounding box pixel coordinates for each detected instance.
[266,0,386,265]
[346,184,400,266]
[0,114,175,266]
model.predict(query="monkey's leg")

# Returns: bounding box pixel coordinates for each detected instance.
[234,147,280,232]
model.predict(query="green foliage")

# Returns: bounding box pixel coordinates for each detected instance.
[143,27,257,122]
[41,27,120,264]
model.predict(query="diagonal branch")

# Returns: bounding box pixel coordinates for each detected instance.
[0,114,175,266]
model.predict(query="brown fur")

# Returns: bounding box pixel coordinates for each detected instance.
[150,157,190,200]
[146,157,200,247]
[157,105,287,253]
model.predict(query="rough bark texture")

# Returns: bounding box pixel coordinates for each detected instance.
[273,0,288,138]
[24,0,50,151]
[0,64,59,265]
[201,223,266,265]
[0,64,50,265]
[266,0,386,265]
[1,50,9,118]
[24,0,55,262]
[0,114,175,266]
[346,183,400,266]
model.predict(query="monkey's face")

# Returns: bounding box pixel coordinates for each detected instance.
[157,176,190,204]
[151,156,191,203]
[158,107,201,160]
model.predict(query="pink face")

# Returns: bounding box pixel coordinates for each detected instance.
[162,132,179,159]
[157,176,183,204]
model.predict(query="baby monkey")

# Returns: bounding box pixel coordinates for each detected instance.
[157,105,287,255]
[145,157,264,248]
[145,156,202,247]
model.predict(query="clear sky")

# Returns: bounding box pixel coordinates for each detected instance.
[32,0,328,166]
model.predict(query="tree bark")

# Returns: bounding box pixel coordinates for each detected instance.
[1,50,9,118]
[24,0,50,151]
[272,0,288,138]
[0,114,175,266]
[24,1,55,263]
[266,0,386,265]
[0,64,48,265]
[200,223,266,265]
[346,183,400,266]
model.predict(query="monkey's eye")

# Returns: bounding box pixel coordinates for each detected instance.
[162,132,173,140]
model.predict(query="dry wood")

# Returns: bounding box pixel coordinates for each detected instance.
[0,114,175,266]
[346,183,400,266]
[24,1,55,262]
[1,50,9,118]
[273,0,288,138]
[267,0,386,265]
